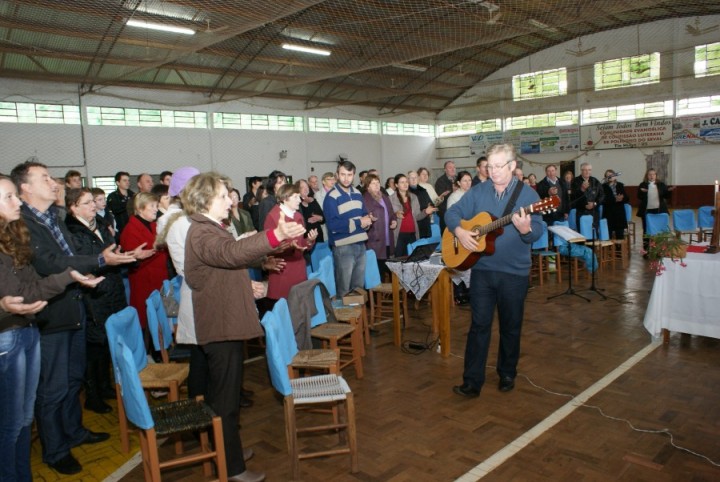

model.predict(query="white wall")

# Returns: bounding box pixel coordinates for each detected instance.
[0,78,436,187]
[438,15,720,187]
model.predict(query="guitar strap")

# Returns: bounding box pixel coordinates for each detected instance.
[501,180,525,218]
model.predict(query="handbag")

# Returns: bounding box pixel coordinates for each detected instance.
[161,283,180,317]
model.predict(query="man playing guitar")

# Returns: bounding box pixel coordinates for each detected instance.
[445,143,542,399]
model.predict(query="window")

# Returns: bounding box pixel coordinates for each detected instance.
[582,101,673,125]
[86,107,207,128]
[594,52,660,90]
[512,68,567,101]
[0,102,80,124]
[213,113,304,131]
[91,177,117,194]
[695,42,720,78]
[505,111,578,130]
[677,95,720,116]
[307,117,379,134]
[382,122,434,137]
[437,119,502,137]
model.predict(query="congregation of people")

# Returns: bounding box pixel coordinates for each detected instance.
[1,151,667,482]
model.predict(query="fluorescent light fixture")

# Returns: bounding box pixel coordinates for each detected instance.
[282,43,331,56]
[126,19,195,35]
[391,63,427,72]
[528,19,550,29]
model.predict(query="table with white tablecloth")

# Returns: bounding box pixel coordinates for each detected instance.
[643,251,720,342]
[386,260,470,357]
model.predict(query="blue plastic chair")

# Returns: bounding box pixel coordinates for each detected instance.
[105,306,189,453]
[672,209,699,243]
[645,213,670,236]
[698,206,714,241]
[112,336,227,481]
[310,241,332,272]
[260,306,358,479]
[146,290,191,363]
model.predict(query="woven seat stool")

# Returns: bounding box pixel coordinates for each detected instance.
[311,322,363,379]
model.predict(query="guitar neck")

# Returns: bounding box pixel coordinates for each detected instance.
[474,203,535,236]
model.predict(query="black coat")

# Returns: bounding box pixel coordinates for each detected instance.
[65,215,127,344]
[21,204,103,334]
[409,184,433,238]
[601,181,629,234]
[536,177,569,224]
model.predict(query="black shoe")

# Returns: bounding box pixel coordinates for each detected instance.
[453,384,480,398]
[84,398,112,414]
[239,396,254,408]
[74,430,110,447]
[49,454,82,475]
[498,376,515,392]
[241,388,255,398]
[100,386,117,400]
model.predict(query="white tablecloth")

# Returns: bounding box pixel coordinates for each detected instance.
[643,251,720,339]
[386,260,471,300]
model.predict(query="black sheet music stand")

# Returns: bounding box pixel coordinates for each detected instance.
[547,225,590,303]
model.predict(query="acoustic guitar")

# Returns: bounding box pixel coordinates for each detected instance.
[441,196,560,270]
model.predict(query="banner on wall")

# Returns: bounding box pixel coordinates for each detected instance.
[580,118,673,150]
[672,114,720,146]
[469,132,504,156]
[504,126,580,154]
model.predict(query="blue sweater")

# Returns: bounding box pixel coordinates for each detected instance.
[445,179,542,276]
[323,184,369,247]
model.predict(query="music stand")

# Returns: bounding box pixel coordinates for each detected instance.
[547,225,590,303]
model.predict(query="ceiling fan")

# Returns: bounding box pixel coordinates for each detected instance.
[566,37,596,57]
[686,17,719,36]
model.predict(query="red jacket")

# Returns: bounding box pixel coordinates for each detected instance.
[264,205,311,300]
[119,215,168,328]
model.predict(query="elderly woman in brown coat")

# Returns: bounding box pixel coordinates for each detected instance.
[183,172,304,482]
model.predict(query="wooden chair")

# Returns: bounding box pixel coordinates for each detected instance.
[112,337,227,482]
[261,309,358,480]
[146,290,191,364]
[698,206,714,242]
[308,258,364,378]
[624,203,636,245]
[272,298,339,376]
[530,221,557,286]
[106,307,190,454]
[672,209,700,243]
[580,215,614,272]
[365,249,408,331]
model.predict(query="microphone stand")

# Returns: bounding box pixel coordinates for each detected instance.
[578,207,607,300]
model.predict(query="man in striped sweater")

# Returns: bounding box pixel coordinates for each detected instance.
[323,160,375,296]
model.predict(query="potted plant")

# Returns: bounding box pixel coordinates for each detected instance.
[643,231,688,276]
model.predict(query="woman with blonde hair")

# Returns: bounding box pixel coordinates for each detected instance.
[119,192,165,338]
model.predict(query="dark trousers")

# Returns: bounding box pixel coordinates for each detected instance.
[187,344,209,399]
[395,232,417,257]
[463,270,529,390]
[35,327,88,464]
[203,341,246,477]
